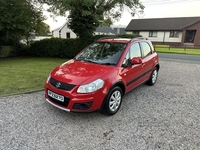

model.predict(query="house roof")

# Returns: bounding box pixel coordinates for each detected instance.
[95,26,116,34]
[125,17,200,31]
[113,28,126,34]
[51,21,68,32]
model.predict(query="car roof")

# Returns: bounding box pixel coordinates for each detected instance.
[97,38,130,44]
[96,37,148,44]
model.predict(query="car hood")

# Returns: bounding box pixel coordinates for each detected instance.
[51,59,115,85]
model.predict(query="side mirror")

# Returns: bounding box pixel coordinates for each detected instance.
[131,57,142,64]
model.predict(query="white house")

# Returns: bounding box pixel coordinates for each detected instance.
[51,21,77,39]
[51,22,128,39]
[125,17,200,46]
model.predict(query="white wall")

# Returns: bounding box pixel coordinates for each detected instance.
[140,31,162,42]
[20,36,52,45]
[126,31,133,34]
[127,31,182,43]
[52,24,77,39]
[164,32,182,42]
[60,25,77,38]
[52,30,60,38]
[33,36,52,41]
[94,32,115,35]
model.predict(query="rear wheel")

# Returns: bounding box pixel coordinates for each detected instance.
[147,67,158,85]
[102,86,123,115]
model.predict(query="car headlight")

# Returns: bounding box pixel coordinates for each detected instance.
[47,73,51,82]
[77,79,104,93]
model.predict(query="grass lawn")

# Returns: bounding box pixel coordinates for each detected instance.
[155,45,200,55]
[0,57,67,96]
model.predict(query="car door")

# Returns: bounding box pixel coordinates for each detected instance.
[121,42,144,92]
[139,42,154,80]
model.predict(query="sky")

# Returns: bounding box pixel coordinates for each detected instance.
[43,0,200,30]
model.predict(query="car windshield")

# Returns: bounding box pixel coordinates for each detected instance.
[75,42,126,65]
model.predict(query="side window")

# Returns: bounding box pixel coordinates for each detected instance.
[122,51,130,67]
[122,43,141,68]
[140,42,152,58]
[130,43,141,59]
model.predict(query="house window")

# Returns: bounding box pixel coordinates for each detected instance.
[132,31,140,35]
[149,31,157,37]
[170,31,179,37]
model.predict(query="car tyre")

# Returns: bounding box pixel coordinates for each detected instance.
[102,86,123,116]
[147,67,158,86]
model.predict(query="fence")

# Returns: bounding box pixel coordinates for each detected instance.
[154,44,200,51]
[0,46,15,58]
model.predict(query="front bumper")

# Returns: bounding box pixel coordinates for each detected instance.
[46,98,70,112]
[45,82,107,113]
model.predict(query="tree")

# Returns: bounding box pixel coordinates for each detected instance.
[37,0,144,39]
[67,1,100,39]
[37,22,51,36]
[100,18,113,27]
[0,0,45,45]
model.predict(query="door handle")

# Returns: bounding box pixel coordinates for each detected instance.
[142,63,145,67]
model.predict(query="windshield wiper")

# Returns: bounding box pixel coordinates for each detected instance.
[100,62,116,66]
[74,57,84,61]
[82,59,100,64]
[75,58,115,65]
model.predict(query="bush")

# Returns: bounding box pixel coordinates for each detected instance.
[30,38,92,58]
[29,38,93,58]
[14,42,30,56]
[27,34,142,58]
[0,41,29,58]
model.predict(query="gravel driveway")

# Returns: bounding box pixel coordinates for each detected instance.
[1,60,200,150]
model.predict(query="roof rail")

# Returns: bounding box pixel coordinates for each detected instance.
[129,37,148,42]
[97,36,121,40]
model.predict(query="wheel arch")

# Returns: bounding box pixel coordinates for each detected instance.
[100,81,126,110]
[110,81,126,96]
[155,63,160,71]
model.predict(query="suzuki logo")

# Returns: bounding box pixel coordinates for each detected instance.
[56,82,61,88]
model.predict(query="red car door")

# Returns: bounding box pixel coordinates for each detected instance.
[140,42,155,80]
[121,42,145,92]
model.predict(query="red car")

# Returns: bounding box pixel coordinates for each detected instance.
[45,37,160,115]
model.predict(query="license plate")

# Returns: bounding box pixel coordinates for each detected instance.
[48,90,64,102]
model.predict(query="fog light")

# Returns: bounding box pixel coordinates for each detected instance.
[73,102,93,110]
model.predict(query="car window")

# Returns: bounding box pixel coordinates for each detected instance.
[140,42,152,58]
[122,43,141,68]
[122,51,130,67]
[130,43,141,59]
[75,42,126,65]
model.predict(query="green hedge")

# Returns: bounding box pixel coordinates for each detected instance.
[26,34,140,58]
[28,38,92,58]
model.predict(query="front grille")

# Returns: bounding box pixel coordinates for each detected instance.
[48,95,70,107]
[50,77,76,91]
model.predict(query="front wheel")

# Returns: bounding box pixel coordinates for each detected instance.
[102,86,123,116]
[147,67,158,86]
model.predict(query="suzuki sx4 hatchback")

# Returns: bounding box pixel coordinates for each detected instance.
[45,37,160,115]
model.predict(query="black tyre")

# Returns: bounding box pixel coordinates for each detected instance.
[147,67,158,86]
[102,86,123,116]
